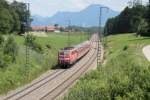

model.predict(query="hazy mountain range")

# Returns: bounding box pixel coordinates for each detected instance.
[31,4,120,27]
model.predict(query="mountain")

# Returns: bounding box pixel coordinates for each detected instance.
[31,4,120,27]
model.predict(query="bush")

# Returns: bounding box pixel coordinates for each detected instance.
[46,44,51,49]
[0,53,7,68]
[25,34,43,53]
[33,42,43,53]
[64,34,150,100]
[25,34,36,47]
[0,58,6,68]
[3,36,18,62]
[0,34,4,46]
[123,45,128,51]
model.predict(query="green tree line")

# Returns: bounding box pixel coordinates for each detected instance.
[0,0,30,34]
[105,2,150,35]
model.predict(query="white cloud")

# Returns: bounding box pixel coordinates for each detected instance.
[6,0,149,16]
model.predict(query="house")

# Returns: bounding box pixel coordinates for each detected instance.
[31,26,46,32]
[31,26,65,32]
[46,26,56,32]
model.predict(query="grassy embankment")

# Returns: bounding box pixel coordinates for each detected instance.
[64,33,150,100]
[0,32,89,95]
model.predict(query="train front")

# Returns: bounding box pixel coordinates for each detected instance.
[58,47,73,66]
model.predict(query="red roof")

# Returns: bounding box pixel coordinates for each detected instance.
[31,26,65,31]
[32,26,46,31]
[46,26,56,31]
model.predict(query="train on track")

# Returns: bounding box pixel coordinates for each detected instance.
[58,41,91,67]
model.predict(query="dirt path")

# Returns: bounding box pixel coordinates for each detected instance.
[143,45,150,62]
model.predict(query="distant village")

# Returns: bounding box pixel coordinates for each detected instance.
[31,25,67,33]
[31,25,88,33]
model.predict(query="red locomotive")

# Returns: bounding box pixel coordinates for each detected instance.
[58,41,91,67]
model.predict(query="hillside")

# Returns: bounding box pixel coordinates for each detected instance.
[32,4,119,27]
[64,34,150,100]
[0,32,88,95]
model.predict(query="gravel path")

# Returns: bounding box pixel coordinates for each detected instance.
[143,45,150,62]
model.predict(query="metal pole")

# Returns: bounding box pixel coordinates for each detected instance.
[97,7,109,67]
[25,3,30,68]
[68,20,71,47]
[100,7,109,45]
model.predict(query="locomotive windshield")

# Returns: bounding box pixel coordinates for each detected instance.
[64,51,70,56]
[59,51,70,56]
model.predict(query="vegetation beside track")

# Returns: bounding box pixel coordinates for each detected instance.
[0,32,89,95]
[64,33,150,100]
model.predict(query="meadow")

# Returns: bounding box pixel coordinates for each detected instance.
[64,33,150,100]
[0,32,89,95]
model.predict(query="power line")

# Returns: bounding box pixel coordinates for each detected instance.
[97,7,109,67]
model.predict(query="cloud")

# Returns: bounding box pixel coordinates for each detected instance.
[6,0,149,17]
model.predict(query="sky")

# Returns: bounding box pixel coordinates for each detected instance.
[7,0,149,17]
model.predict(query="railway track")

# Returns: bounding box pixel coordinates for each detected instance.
[1,34,99,100]
[3,70,67,100]
[41,42,98,100]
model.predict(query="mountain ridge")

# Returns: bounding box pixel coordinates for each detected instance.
[32,4,120,27]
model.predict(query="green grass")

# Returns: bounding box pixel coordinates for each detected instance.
[64,33,150,100]
[0,32,89,95]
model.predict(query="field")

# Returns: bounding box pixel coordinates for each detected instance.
[0,32,89,95]
[64,33,150,100]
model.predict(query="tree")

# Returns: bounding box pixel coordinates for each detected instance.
[0,0,31,35]
[137,18,149,34]
[105,5,148,34]
[105,18,115,34]
[9,8,21,32]
[0,0,14,34]
[54,24,59,27]
[0,8,13,34]
[11,1,31,34]
[0,0,31,34]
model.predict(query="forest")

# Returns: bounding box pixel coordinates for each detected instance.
[0,0,30,35]
[105,2,150,36]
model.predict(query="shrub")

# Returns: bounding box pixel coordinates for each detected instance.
[3,36,18,62]
[0,34,4,46]
[46,44,51,49]
[123,45,128,51]
[25,34,36,47]
[33,42,43,53]
[0,53,7,68]
[25,34,43,53]
[0,58,6,68]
